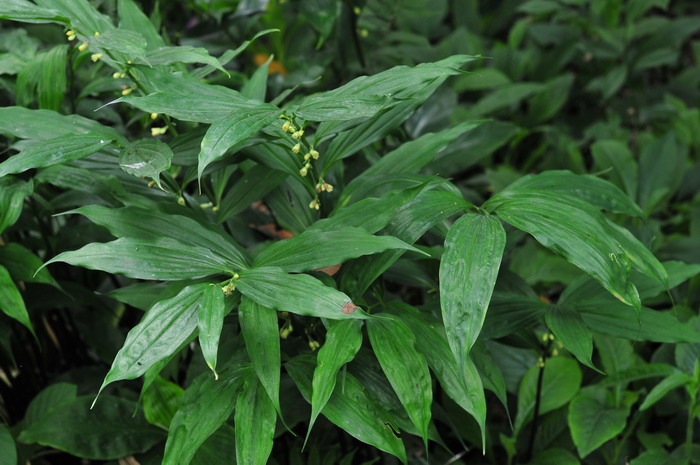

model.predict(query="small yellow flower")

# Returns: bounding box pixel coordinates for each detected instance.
[324,183,334,193]
[150,113,158,120]
[291,143,301,154]
[78,42,89,52]
[310,149,320,160]
[279,324,293,339]
[309,199,320,210]
[308,340,320,351]
[303,153,311,161]
[222,281,236,296]
[94,31,100,37]
[121,87,133,96]
[300,166,308,177]
[66,30,76,41]
[200,202,213,209]
[282,121,291,132]
[151,126,167,136]
[177,196,186,206]
[90,53,103,62]
[112,72,121,79]
[291,129,304,139]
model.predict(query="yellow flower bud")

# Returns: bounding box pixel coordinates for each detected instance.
[309,199,320,210]
[121,87,133,96]
[200,202,213,209]
[150,113,158,120]
[233,273,240,280]
[299,167,308,177]
[65,30,75,36]
[310,149,319,159]
[177,196,186,206]
[316,183,322,193]
[66,31,76,41]
[90,53,103,62]
[291,143,301,154]
[78,42,89,52]
[112,72,121,79]
[324,183,334,193]
[291,129,304,139]
[151,126,167,136]
[94,31,100,37]
[308,340,320,351]
[303,153,311,161]
[282,121,291,132]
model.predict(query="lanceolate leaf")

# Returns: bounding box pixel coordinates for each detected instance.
[0,264,34,334]
[42,237,235,281]
[119,138,173,188]
[0,242,60,288]
[64,205,249,269]
[235,373,277,465]
[198,105,282,180]
[163,360,251,465]
[0,177,33,235]
[307,320,363,444]
[98,284,208,395]
[293,95,392,121]
[485,189,643,311]
[254,227,425,272]
[239,296,282,417]
[367,314,432,448]
[146,46,227,74]
[235,267,369,320]
[440,213,505,371]
[545,305,600,372]
[197,284,226,378]
[286,355,407,463]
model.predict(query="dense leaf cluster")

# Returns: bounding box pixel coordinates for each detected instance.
[0,1,699,464]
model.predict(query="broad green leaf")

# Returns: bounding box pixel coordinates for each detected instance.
[163,360,250,465]
[91,28,149,64]
[596,363,676,388]
[118,92,250,124]
[635,261,700,300]
[293,95,392,121]
[590,139,638,199]
[504,170,643,217]
[0,243,59,288]
[191,29,279,80]
[98,284,208,394]
[367,314,433,447]
[147,46,227,74]
[0,0,65,24]
[236,267,368,320]
[0,425,16,465]
[254,227,423,272]
[0,265,34,334]
[22,383,77,426]
[604,220,668,287]
[485,189,642,311]
[514,357,582,435]
[568,387,631,458]
[0,177,32,235]
[43,237,234,281]
[235,374,277,465]
[18,395,163,460]
[37,44,67,111]
[239,296,281,416]
[586,65,627,100]
[440,213,505,370]
[34,0,112,33]
[307,320,363,444]
[639,372,692,411]
[197,284,226,378]
[241,55,270,101]
[191,426,236,465]
[117,0,164,49]
[64,205,249,269]
[142,377,184,429]
[545,305,599,372]
[0,134,111,177]
[385,302,487,447]
[470,82,544,117]
[286,355,407,463]
[216,164,288,223]
[530,448,580,465]
[119,138,173,188]
[528,73,574,124]
[198,105,282,180]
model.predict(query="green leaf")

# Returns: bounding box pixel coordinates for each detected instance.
[91,28,149,64]
[18,395,163,459]
[286,355,407,463]
[0,243,59,288]
[216,164,288,223]
[485,189,643,311]
[528,73,575,124]
[0,425,16,465]
[34,0,112,33]
[147,46,227,74]
[241,55,270,101]
[639,372,692,411]
[43,237,234,281]
[440,213,505,370]
[545,305,599,372]
[0,134,111,177]
[142,377,184,429]
[470,82,544,117]
[293,95,392,121]
[117,0,164,49]
[529,448,580,465]
[37,44,67,111]
[239,296,281,417]
[0,177,32,235]
[367,314,433,447]
[119,138,173,188]
[235,373,277,465]
[163,360,250,465]
[22,383,77,426]
[568,387,631,458]
[0,0,65,24]
[586,65,627,100]
[118,92,248,124]
[98,284,208,394]
[64,205,249,269]
[514,357,582,435]
[0,264,34,334]
[504,170,643,217]
[254,227,423,272]
[308,320,364,443]
[235,267,368,320]
[590,139,638,199]
[191,29,279,80]
[198,105,282,180]
[197,284,226,378]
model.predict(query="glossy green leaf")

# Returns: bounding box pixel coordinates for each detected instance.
[198,105,282,180]
[0,264,34,334]
[470,82,544,117]
[440,213,505,370]
[528,73,574,124]
[34,0,112,33]
[0,425,16,465]
[568,387,631,458]
[117,0,164,49]
[504,170,643,217]
[239,296,281,416]
[236,267,368,320]
[22,383,77,426]
[119,138,173,188]
[216,164,288,222]
[197,284,226,378]
[485,189,642,311]
[293,95,392,121]
[0,177,32,234]
[530,448,580,465]
[91,28,149,64]
[308,319,364,443]
[147,46,226,74]
[545,305,599,372]
[64,205,249,269]
[241,55,270,101]
[639,372,692,411]
[235,373,277,465]
[0,242,59,288]
[590,139,638,199]
[18,395,163,459]
[142,377,184,429]
[43,237,234,281]
[0,0,65,24]
[254,227,423,272]
[286,355,407,463]
[0,134,111,177]
[98,284,208,395]
[514,357,582,435]
[191,29,279,80]
[37,44,67,111]
[367,314,432,447]
[163,360,250,465]
[118,92,250,123]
